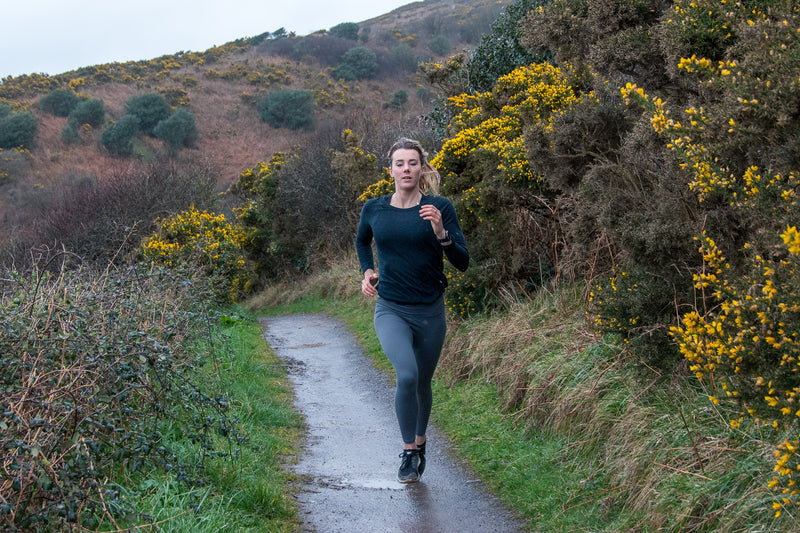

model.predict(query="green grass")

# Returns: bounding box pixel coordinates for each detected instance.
[105,310,303,532]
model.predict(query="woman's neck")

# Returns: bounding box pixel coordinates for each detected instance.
[391,190,422,209]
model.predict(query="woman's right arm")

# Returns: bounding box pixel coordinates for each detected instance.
[356,203,378,296]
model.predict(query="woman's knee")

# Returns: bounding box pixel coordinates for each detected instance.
[395,371,418,394]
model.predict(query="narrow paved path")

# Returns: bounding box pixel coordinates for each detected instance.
[261,313,526,533]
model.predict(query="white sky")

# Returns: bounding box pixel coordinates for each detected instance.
[1,0,412,78]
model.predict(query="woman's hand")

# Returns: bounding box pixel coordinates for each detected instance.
[419,204,446,240]
[361,269,379,297]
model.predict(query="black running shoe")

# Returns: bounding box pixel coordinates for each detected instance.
[417,441,426,477]
[397,449,420,483]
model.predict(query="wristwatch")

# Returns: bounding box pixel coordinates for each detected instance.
[438,230,451,244]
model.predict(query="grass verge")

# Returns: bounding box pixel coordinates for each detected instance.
[107,310,303,532]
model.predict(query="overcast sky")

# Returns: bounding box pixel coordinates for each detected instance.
[1,0,412,79]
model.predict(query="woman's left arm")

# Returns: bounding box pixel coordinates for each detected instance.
[420,200,469,272]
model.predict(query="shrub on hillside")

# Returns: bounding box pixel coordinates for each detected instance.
[391,44,419,73]
[292,35,354,66]
[334,46,378,80]
[68,98,105,128]
[329,22,359,40]
[389,90,408,109]
[0,110,38,149]
[38,88,81,117]
[257,89,315,130]
[153,108,198,151]
[428,35,451,56]
[124,93,172,136]
[101,114,140,155]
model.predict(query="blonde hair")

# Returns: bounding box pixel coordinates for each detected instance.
[388,137,440,195]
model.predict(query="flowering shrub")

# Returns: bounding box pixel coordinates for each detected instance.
[358,175,393,202]
[671,231,800,516]
[138,207,254,302]
[429,62,587,314]
[618,0,800,516]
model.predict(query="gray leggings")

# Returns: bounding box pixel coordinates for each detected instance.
[374,296,447,444]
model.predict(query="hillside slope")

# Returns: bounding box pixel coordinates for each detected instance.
[0,0,508,239]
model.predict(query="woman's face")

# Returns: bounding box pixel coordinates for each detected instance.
[390,148,422,193]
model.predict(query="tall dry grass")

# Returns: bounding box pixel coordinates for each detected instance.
[437,280,783,531]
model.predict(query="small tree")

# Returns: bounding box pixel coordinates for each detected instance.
[467,0,543,92]
[39,88,81,117]
[101,114,140,155]
[390,90,408,109]
[334,46,378,80]
[124,93,172,136]
[257,89,315,130]
[68,98,105,128]
[154,108,198,151]
[428,35,451,56]
[0,111,38,149]
[329,22,359,40]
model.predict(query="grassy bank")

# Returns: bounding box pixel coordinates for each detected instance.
[116,313,304,532]
[246,261,789,532]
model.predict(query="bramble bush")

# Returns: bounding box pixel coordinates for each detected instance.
[0,255,241,530]
[138,206,254,303]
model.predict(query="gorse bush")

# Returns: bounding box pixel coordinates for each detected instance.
[0,256,241,530]
[620,1,800,513]
[138,206,254,303]
[429,62,586,315]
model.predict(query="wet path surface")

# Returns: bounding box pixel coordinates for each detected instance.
[261,314,526,533]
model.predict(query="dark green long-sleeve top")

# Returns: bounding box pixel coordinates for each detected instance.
[356,194,469,304]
